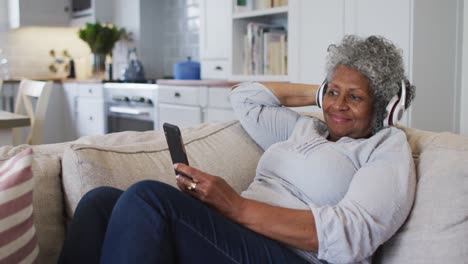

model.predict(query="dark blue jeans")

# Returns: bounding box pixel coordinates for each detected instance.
[58,180,313,264]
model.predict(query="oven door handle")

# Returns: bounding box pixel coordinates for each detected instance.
[109,106,151,116]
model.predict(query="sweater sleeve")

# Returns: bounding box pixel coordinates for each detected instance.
[310,130,416,263]
[229,82,300,150]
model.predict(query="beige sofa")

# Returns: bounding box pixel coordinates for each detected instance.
[1,120,467,264]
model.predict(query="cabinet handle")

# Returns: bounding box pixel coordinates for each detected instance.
[89,116,93,121]
[88,89,93,94]
[215,66,223,71]
[174,92,181,98]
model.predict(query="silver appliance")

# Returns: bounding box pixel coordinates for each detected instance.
[103,82,158,133]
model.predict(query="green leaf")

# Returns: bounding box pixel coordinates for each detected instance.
[78,22,125,55]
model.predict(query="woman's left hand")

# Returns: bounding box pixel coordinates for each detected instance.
[174,163,245,221]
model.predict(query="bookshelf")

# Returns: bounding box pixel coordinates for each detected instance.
[230,0,289,82]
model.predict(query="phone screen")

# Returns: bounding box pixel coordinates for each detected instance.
[163,123,190,177]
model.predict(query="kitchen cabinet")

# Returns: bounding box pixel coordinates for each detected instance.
[157,85,206,128]
[287,0,462,132]
[62,82,105,139]
[200,0,230,79]
[69,0,115,26]
[7,0,70,28]
[157,84,235,128]
[204,87,236,123]
[288,0,344,85]
[76,97,105,137]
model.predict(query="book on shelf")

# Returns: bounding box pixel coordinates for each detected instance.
[236,0,287,13]
[255,0,272,9]
[235,0,253,13]
[243,22,287,76]
[273,0,288,7]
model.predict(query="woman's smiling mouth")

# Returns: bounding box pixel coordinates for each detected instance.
[330,115,352,123]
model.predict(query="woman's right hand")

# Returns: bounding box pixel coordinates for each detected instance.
[174,163,246,221]
[174,163,319,253]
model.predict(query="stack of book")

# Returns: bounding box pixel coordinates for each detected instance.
[256,0,289,9]
[243,22,287,76]
[235,0,288,12]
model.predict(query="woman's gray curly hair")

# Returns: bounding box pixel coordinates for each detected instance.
[325,35,416,134]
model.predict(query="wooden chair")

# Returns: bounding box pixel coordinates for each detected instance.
[12,79,53,145]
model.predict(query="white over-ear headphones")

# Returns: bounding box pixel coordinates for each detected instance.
[383,80,407,127]
[315,79,328,109]
[315,79,407,127]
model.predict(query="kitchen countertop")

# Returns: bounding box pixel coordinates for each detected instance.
[3,78,243,87]
[157,79,239,87]
[1,78,103,84]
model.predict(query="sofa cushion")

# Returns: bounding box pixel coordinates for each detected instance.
[376,130,468,263]
[62,121,263,218]
[31,154,65,264]
[0,148,38,263]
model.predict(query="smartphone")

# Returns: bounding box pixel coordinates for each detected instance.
[163,122,191,178]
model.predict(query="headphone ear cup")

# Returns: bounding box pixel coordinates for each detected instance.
[384,95,399,127]
[316,81,327,109]
[383,80,408,127]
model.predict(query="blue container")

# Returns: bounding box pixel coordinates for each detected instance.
[173,57,200,80]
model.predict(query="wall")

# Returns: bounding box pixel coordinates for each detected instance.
[462,0,468,136]
[111,0,198,80]
[411,0,462,133]
[112,0,141,80]
[0,0,8,31]
[0,27,91,79]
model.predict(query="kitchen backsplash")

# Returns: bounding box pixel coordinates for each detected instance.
[162,0,200,77]
[0,27,91,80]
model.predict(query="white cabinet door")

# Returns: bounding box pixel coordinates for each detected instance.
[76,97,105,137]
[345,0,411,127]
[62,83,79,141]
[204,108,236,123]
[289,0,345,84]
[346,0,411,71]
[10,0,70,28]
[200,0,230,60]
[158,104,202,129]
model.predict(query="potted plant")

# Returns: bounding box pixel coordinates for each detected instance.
[78,22,125,77]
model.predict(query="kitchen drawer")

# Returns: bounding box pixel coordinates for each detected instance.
[78,83,104,98]
[158,103,202,128]
[76,98,105,136]
[208,87,232,108]
[204,108,236,123]
[158,85,207,106]
[201,60,228,79]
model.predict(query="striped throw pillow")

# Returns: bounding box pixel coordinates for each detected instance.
[0,148,39,263]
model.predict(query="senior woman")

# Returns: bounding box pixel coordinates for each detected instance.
[58,35,416,264]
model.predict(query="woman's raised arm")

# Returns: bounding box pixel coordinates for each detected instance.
[259,82,319,107]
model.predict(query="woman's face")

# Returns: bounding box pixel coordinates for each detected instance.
[323,65,374,141]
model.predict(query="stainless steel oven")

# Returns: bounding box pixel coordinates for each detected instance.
[103,82,158,133]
